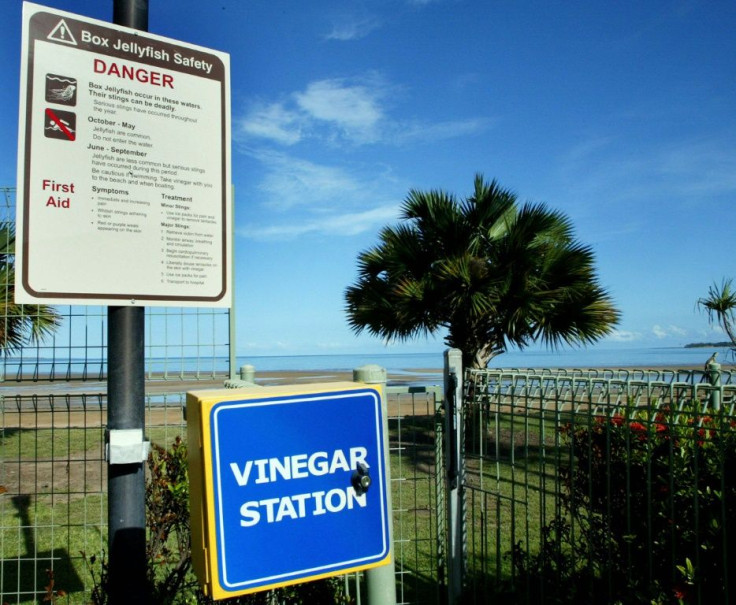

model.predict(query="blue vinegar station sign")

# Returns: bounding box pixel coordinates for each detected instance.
[186,382,391,599]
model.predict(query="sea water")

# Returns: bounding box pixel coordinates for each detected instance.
[3,346,732,384]
[236,347,733,373]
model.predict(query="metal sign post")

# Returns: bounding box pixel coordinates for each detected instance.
[106,5,148,605]
[107,305,147,601]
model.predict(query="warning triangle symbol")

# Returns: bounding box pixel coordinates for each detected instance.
[47,19,77,46]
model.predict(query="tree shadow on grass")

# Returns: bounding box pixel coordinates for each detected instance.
[394,561,444,605]
[1,495,84,602]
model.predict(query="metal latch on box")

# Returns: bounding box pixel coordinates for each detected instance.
[105,429,151,464]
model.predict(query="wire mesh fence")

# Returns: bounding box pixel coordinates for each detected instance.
[2,189,232,386]
[387,386,445,605]
[0,389,444,604]
[462,367,736,605]
[2,186,446,603]
[1,393,107,602]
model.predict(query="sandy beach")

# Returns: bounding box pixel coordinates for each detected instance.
[1,362,722,406]
[0,367,444,430]
[1,366,445,397]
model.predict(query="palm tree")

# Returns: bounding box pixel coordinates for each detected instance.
[345,175,620,368]
[697,278,736,351]
[0,220,61,352]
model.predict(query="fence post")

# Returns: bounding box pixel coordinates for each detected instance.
[240,364,256,383]
[707,361,722,411]
[224,364,259,388]
[444,348,464,605]
[354,364,397,605]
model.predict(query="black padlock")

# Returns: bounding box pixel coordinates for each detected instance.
[351,461,371,495]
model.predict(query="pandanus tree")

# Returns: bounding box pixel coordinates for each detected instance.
[0,220,61,352]
[697,278,736,354]
[345,175,620,368]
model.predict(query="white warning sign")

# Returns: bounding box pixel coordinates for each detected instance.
[16,2,232,307]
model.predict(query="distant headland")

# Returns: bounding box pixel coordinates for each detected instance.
[684,342,732,349]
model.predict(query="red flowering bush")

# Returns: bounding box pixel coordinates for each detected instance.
[512,401,736,604]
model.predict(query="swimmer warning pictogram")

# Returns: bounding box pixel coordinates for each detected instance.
[44,108,76,140]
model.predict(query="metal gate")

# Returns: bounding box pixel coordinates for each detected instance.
[445,353,736,605]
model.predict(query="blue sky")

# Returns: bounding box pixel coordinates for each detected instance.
[3,0,735,357]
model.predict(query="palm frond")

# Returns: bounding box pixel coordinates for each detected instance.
[345,173,620,367]
[697,278,736,345]
[0,224,62,352]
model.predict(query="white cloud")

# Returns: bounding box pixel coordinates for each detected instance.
[699,325,725,338]
[559,134,736,207]
[236,151,405,241]
[653,140,736,198]
[233,73,494,242]
[668,324,688,337]
[608,330,642,342]
[653,324,689,339]
[324,15,381,41]
[236,75,491,147]
[393,118,493,144]
[652,325,668,339]
[238,204,399,241]
[294,78,385,143]
[238,102,302,145]
[255,153,364,211]
[320,204,400,234]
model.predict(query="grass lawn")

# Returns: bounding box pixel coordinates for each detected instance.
[1,395,447,604]
[1,393,580,604]
[462,408,569,598]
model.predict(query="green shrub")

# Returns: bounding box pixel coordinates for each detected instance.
[86,437,348,604]
[511,401,736,604]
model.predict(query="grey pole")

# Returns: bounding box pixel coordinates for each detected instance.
[113,0,148,29]
[354,364,397,605]
[107,306,146,602]
[708,361,722,412]
[444,348,464,605]
[107,2,149,603]
[228,186,237,380]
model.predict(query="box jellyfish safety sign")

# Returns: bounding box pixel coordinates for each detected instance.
[16,2,231,307]
[186,383,391,599]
